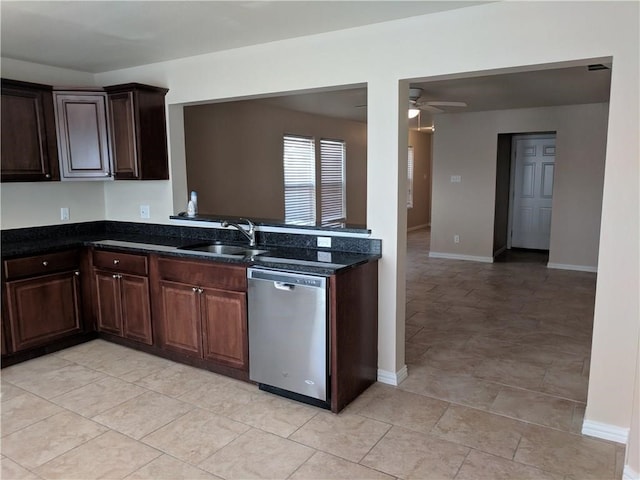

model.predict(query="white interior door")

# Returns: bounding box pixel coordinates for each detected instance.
[510,135,556,250]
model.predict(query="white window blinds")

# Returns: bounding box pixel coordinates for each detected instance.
[407,146,414,208]
[283,135,316,225]
[320,139,346,225]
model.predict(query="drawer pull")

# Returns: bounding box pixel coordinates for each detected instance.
[113,259,120,265]
[42,261,49,267]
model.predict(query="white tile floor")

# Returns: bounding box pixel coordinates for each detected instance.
[0,229,626,479]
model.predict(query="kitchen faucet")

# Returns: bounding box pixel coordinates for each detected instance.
[221,218,257,247]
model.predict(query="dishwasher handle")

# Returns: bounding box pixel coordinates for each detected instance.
[274,281,294,291]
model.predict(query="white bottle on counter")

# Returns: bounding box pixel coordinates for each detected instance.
[187,191,197,217]
[190,191,198,213]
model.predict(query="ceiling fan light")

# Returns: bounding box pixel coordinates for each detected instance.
[408,108,420,119]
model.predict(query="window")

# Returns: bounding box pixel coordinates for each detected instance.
[283,135,346,226]
[320,139,346,226]
[407,146,414,208]
[283,135,316,225]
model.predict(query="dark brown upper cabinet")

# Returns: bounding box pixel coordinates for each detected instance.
[105,83,169,180]
[1,79,60,182]
[54,90,113,180]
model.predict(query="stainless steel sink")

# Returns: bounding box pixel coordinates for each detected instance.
[179,243,269,257]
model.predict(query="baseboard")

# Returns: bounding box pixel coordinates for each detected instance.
[582,419,629,444]
[429,251,494,263]
[624,465,639,480]
[407,224,429,232]
[547,262,597,273]
[377,365,408,386]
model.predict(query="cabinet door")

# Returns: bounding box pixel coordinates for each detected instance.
[108,92,139,179]
[1,82,58,182]
[54,93,112,180]
[6,271,81,351]
[94,270,123,336]
[121,274,152,345]
[105,84,169,180]
[201,287,248,370]
[158,280,202,357]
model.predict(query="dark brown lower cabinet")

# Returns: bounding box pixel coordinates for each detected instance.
[5,271,82,352]
[94,270,152,345]
[157,279,202,357]
[2,249,85,357]
[201,287,247,369]
[153,256,248,375]
[92,250,152,345]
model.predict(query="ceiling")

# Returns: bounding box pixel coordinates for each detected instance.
[258,64,612,126]
[0,1,484,73]
[0,1,611,126]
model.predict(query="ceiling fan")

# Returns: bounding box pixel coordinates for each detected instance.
[408,87,467,117]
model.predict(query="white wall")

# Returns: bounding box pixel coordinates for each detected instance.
[0,182,106,229]
[431,103,609,270]
[1,3,639,467]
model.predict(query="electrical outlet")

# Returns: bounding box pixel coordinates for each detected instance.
[454,234,460,244]
[60,207,70,221]
[451,175,462,183]
[140,205,150,219]
[317,236,332,248]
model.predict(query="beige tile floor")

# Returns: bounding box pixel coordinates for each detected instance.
[0,228,626,479]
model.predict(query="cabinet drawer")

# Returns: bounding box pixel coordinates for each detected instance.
[4,250,80,280]
[157,256,247,291]
[93,250,148,276]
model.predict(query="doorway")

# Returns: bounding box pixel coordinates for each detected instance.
[493,132,557,259]
[508,134,557,251]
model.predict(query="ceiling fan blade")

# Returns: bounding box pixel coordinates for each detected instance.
[425,101,467,107]
[421,105,444,114]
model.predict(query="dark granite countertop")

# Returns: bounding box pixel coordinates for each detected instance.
[1,222,381,275]
[169,213,370,234]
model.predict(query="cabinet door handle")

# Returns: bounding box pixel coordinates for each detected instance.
[74,271,80,276]
[192,286,198,292]
[42,261,49,267]
[197,287,203,294]
[113,259,120,265]
[112,274,122,279]
[45,173,51,179]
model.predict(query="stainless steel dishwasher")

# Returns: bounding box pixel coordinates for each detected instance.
[247,268,329,409]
